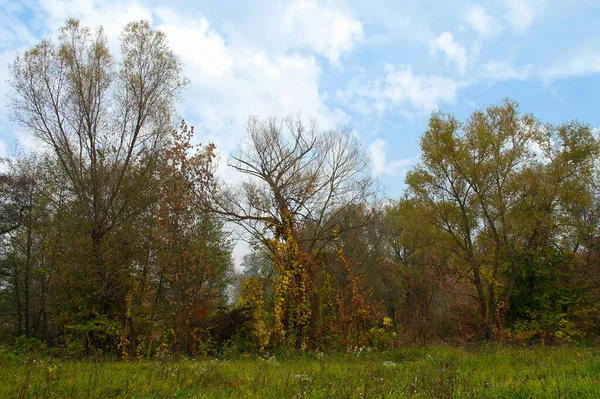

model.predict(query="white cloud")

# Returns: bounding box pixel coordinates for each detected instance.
[505,0,544,33]
[383,65,458,111]
[430,31,468,74]
[157,9,233,78]
[480,61,533,81]
[476,51,600,85]
[14,131,50,155]
[38,0,153,53]
[0,49,18,119]
[540,49,600,82]
[368,138,416,177]
[340,64,458,115]
[282,0,363,63]
[0,9,37,46]
[463,5,504,63]
[465,5,503,39]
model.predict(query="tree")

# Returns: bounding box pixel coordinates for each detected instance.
[384,198,463,342]
[212,117,376,253]
[212,116,377,348]
[0,160,35,236]
[9,19,186,318]
[404,99,600,340]
[506,121,600,342]
[0,155,44,339]
[145,121,233,355]
[406,100,541,338]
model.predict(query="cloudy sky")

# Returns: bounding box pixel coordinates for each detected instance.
[2,0,600,196]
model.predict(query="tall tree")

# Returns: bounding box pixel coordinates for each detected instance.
[405,99,600,340]
[9,19,186,316]
[147,121,233,355]
[406,100,543,338]
[212,116,377,348]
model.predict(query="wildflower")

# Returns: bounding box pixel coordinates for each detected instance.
[293,374,312,382]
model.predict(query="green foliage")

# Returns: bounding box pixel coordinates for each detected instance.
[12,336,46,356]
[507,249,596,343]
[64,314,120,358]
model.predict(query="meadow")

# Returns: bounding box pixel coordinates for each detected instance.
[1,345,599,398]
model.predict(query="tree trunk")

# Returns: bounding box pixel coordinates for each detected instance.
[24,208,33,337]
[472,266,490,339]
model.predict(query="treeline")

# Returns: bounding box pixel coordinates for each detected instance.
[1,19,599,358]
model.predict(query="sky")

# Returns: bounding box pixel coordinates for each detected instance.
[2,0,600,262]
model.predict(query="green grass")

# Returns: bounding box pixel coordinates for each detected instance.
[1,345,600,398]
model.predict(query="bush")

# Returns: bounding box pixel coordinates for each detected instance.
[192,305,254,356]
[12,335,46,355]
[64,314,120,358]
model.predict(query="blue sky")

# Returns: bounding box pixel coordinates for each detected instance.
[2,0,600,199]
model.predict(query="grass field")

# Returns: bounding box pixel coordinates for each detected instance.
[1,345,599,398]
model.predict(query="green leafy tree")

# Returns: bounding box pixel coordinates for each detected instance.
[405,99,600,340]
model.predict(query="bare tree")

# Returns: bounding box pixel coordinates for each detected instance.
[209,116,378,348]
[211,116,377,257]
